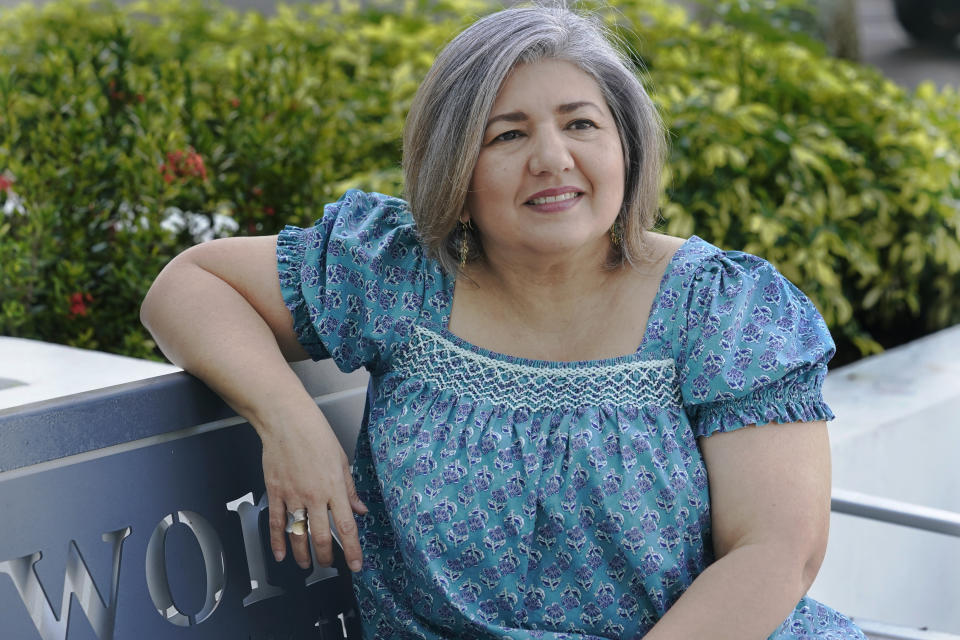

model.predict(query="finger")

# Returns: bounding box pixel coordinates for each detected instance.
[288,508,312,569]
[309,502,335,567]
[329,496,363,573]
[267,490,287,563]
[343,467,368,514]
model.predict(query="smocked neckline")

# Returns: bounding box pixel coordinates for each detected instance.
[434,235,710,369]
[429,324,674,371]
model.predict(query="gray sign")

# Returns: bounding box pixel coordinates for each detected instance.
[0,368,367,640]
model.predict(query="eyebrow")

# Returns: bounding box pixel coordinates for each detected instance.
[485,101,602,129]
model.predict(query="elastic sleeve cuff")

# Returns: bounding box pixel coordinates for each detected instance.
[276,226,330,361]
[690,366,835,438]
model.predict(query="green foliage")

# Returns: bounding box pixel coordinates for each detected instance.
[606,0,960,362]
[0,0,471,358]
[1,0,958,365]
[689,0,826,54]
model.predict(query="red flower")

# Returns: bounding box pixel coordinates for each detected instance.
[108,79,125,102]
[159,147,208,184]
[0,174,12,192]
[263,206,275,216]
[68,292,93,318]
[230,98,240,108]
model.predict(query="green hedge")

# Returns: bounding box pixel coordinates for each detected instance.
[609,0,960,361]
[1,0,958,364]
[0,0,464,358]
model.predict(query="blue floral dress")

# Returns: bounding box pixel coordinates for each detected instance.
[277,190,866,640]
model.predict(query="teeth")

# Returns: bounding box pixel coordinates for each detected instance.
[529,192,579,205]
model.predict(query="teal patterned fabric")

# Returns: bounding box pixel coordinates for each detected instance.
[277,190,866,640]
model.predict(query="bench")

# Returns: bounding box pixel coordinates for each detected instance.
[1,361,957,639]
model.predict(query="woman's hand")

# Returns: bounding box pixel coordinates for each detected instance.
[141,235,368,571]
[259,404,368,572]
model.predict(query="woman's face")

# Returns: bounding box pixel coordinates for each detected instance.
[465,59,625,267]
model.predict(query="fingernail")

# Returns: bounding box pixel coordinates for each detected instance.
[350,560,363,572]
[273,550,283,562]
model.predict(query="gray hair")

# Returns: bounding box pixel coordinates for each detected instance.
[402,3,667,274]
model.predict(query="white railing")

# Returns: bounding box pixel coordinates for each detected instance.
[829,489,960,639]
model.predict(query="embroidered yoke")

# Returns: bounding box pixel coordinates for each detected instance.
[277,190,867,640]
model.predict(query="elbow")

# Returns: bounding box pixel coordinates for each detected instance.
[140,255,176,332]
[749,533,828,604]
[139,281,159,332]
[799,524,829,593]
[140,248,197,335]
[722,520,829,601]
[791,497,831,594]
[140,274,160,333]
[771,516,829,598]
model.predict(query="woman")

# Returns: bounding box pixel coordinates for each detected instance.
[141,5,866,639]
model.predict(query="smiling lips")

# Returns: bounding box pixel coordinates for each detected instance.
[525,187,584,210]
[528,192,580,205]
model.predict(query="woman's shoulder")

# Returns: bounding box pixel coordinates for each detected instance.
[318,189,417,240]
[649,234,829,349]
[276,190,448,372]
[280,189,429,271]
[654,234,789,295]
[642,231,688,264]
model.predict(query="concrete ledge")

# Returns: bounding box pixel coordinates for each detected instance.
[822,324,960,449]
[0,337,180,410]
[811,324,960,635]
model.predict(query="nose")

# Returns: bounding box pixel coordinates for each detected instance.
[528,127,574,176]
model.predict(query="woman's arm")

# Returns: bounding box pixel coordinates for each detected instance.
[140,236,367,572]
[643,420,831,639]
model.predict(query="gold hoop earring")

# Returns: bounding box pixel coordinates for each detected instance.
[609,218,623,248]
[459,219,473,269]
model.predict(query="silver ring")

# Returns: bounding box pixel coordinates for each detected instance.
[285,508,308,535]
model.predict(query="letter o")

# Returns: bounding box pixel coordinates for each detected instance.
[145,510,226,626]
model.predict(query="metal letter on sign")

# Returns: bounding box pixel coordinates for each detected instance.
[145,511,226,626]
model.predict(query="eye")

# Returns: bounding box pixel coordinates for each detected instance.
[568,119,597,130]
[490,129,523,143]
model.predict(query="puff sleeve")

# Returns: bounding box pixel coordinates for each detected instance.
[276,190,445,374]
[677,249,836,438]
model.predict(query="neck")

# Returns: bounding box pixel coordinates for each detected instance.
[461,243,623,332]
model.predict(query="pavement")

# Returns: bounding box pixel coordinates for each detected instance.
[856,0,959,89]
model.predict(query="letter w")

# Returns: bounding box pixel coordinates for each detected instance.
[0,527,130,640]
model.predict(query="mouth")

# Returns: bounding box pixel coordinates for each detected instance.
[525,191,583,206]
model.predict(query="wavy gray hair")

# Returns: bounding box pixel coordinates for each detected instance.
[403,3,666,274]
